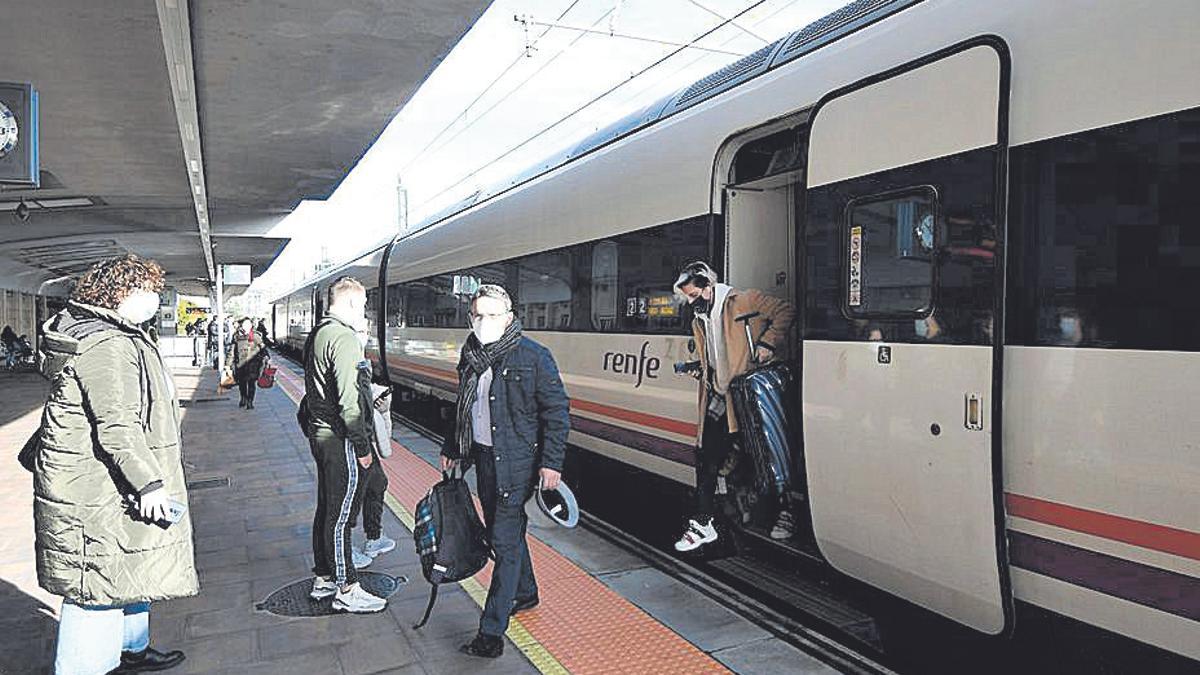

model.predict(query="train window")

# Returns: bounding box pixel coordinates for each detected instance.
[364,287,380,336]
[385,283,404,328]
[604,220,705,333]
[393,218,711,335]
[843,187,938,317]
[517,250,574,331]
[1007,106,1200,350]
[405,274,468,328]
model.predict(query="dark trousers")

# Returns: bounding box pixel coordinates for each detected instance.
[694,411,735,522]
[361,460,388,540]
[474,443,537,638]
[238,377,257,405]
[310,430,364,587]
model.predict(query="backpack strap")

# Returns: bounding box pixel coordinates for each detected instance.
[413,564,447,629]
[413,582,439,629]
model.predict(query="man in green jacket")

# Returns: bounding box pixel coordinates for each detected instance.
[34,255,196,675]
[302,276,386,613]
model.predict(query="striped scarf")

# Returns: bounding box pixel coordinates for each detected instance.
[451,319,523,460]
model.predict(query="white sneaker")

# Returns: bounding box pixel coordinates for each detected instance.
[352,548,373,569]
[770,510,795,540]
[310,576,337,600]
[332,582,386,613]
[674,518,718,552]
[363,535,396,558]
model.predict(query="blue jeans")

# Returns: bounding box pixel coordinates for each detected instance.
[55,601,150,675]
[474,445,538,638]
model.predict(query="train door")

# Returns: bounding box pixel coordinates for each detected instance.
[800,40,1011,634]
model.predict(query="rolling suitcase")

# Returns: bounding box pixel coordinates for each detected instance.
[727,312,797,495]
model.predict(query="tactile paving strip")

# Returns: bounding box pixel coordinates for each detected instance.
[274,360,728,674]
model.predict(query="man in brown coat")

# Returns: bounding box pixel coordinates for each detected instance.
[672,261,795,552]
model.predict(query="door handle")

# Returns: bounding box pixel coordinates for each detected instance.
[965,393,984,431]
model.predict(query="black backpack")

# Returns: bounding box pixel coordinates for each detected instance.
[412,469,491,629]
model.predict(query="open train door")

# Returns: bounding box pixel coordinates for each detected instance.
[800,39,1012,634]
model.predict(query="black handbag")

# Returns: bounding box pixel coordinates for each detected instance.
[18,430,40,473]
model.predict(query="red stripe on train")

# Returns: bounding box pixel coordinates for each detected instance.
[1006,493,1200,562]
[387,358,697,438]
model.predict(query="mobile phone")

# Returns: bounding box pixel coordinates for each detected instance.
[164,498,187,525]
[125,494,188,529]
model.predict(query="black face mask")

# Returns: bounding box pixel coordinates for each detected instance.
[691,296,710,315]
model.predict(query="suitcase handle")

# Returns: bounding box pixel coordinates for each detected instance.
[735,312,768,365]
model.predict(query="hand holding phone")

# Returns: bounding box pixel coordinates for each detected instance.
[127,492,187,529]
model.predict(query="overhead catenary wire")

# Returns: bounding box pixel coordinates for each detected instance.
[408,3,621,171]
[412,0,771,216]
[395,0,585,177]
[515,16,750,57]
[684,0,770,44]
[568,0,801,141]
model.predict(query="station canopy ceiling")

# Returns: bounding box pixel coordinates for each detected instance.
[0,0,490,296]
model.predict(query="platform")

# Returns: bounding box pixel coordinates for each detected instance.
[0,357,844,674]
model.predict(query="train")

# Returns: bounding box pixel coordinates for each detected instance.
[272,0,1200,662]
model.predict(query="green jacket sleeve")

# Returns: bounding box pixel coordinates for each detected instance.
[75,337,164,492]
[328,329,375,457]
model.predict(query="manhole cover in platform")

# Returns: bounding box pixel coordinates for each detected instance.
[255,572,408,617]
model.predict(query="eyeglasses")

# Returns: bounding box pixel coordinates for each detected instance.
[470,310,510,321]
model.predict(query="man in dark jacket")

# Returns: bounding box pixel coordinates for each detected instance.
[441,284,570,659]
[302,277,385,613]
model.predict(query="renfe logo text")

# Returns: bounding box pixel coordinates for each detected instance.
[603,340,661,388]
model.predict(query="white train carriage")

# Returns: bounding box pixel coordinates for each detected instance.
[274,0,1200,660]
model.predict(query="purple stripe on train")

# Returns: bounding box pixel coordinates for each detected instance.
[390,366,695,467]
[1008,531,1200,622]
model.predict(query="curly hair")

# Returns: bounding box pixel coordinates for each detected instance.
[71,255,166,309]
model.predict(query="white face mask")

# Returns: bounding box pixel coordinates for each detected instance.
[472,315,509,345]
[117,290,160,324]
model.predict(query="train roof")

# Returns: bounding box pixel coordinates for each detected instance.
[390,0,918,243]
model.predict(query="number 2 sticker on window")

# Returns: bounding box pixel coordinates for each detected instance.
[848,225,863,307]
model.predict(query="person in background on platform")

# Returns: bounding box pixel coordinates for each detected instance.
[671,261,795,551]
[34,254,196,675]
[206,318,219,369]
[256,317,272,347]
[191,318,208,368]
[441,284,571,658]
[227,317,268,410]
[348,329,396,569]
[302,277,387,613]
[3,324,21,369]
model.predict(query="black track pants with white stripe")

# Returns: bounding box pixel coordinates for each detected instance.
[310,429,364,587]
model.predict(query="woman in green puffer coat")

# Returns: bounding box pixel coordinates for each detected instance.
[34,255,197,675]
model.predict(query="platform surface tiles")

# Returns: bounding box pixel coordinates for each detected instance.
[0,357,843,674]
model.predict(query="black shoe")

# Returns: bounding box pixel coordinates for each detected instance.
[238,398,246,408]
[111,647,185,673]
[460,633,503,658]
[510,594,539,616]
[247,401,254,409]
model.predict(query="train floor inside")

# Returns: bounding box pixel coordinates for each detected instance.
[0,357,861,675]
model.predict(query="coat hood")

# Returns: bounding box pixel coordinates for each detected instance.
[40,302,147,378]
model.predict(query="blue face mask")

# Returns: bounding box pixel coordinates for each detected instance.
[914,319,929,338]
[1060,317,1078,336]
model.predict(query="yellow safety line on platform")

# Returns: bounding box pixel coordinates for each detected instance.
[278,364,569,675]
